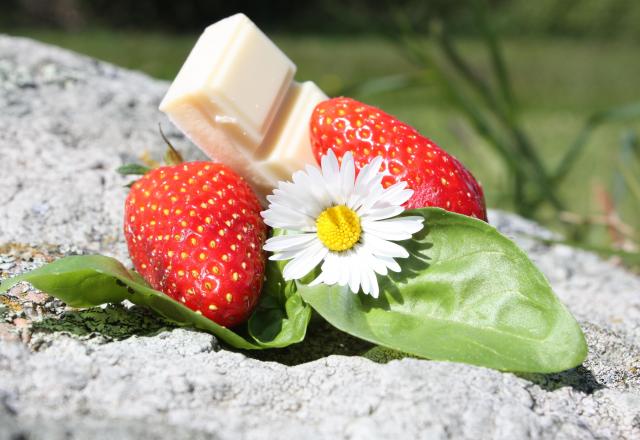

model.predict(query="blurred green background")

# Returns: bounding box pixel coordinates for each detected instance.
[2,0,639,264]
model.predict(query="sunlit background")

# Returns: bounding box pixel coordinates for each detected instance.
[2,0,639,267]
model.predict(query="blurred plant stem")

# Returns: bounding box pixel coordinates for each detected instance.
[337,0,640,267]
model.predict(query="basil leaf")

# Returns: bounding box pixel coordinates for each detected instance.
[248,259,311,347]
[298,208,587,373]
[0,254,309,350]
[248,228,312,347]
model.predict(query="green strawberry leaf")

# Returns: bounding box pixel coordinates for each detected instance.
[116,164,152,176]
[297,207,587,373]
[248,259,312,347]
[248,229,312,347]
[0,255,310,350]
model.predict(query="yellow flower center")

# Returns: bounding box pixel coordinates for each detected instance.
[316,205,361,252]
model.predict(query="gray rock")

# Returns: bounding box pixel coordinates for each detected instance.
[0,35,204,262]
[1,35,639,439]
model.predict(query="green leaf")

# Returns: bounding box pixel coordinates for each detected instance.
[116,164,151,176]
[248,259,312,347]
[248,228,313,347]
[0,254,310,350]
[298,208,587,373]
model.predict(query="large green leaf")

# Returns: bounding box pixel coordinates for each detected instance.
[298,208,587,373]
[0,255,311,350]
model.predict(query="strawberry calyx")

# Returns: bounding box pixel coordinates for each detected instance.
[118,124,185,186]
[158,123,184,166]
[116,163,152,176]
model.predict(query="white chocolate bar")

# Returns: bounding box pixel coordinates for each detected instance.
[159,13,327,202]
[255,82,327,188]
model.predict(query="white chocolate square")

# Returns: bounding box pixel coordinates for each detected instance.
[160,13,296,151]
[159,15,329,203]
[256,82,328,183]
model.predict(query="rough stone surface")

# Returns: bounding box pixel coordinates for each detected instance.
[1,35,639,440]
[0,36,204,262]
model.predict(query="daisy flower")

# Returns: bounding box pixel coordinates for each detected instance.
[261,150,424,298]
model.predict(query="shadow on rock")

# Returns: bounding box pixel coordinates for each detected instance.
[519,365,604,394]
[244,321,416,366]
[32,304,175,342]
[245,318,381,366]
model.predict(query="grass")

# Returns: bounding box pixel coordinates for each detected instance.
[6,28,640,244]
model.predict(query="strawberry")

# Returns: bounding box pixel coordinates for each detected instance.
[123,161,266,327]
[310,97,487,220]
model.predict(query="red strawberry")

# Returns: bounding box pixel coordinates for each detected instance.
[310,97,487,220]
[124,161,266,327]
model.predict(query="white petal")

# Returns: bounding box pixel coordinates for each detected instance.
[261,206,316,230]
[359,206,404,222]
[261,204,314,225]
[349,156,384,209]
[335,253,351,287]
[268,187,324,219]
[327,252,351,286]
[263,233,318,252]
[373,181,414,208]
[329,252,349,287]
[339,151,356,202]
[267,154,343,220]
[320,149,343,204]
[362,216,424,241]
[360,242,403,273]
[309,272,325,286]
[263,199,318,222]
[304,165,334,210]
[357,245,388,276]
[321,149,340,179]
[275,180,308,202]
[338,264,350,286]
[360,265,370,294]
[282,242,328,280]
[290,169,310,188]
[294,166,334,210]
[365,268,379,298]
[357,156,384,188]
[269,248,309,261]
[263,181,325,230]
[319,253,340,285]
[354,180,385,213]
[261,212,315,232]
[348,264,361,294]
[362,234,409,258]
[375,255,402,272]
[295,170,329,209]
